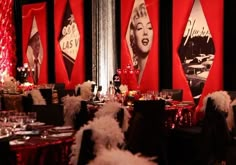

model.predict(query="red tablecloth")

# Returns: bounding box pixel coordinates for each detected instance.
[10,126,74,165]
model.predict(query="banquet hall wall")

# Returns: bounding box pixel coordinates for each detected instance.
[13,0,236,91]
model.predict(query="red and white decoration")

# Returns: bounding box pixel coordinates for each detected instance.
[0,0,16,81]
[54,0,85,89]
[173,0,224,122]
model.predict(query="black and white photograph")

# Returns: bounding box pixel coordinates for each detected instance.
[126,0,153,85]
[27,17,43,84]
[178,0,215,100]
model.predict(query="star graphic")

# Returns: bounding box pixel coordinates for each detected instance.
[68,14,74,24]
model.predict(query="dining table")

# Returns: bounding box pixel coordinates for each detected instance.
[1,123,75,165]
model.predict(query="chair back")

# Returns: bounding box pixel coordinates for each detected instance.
[126,99,168,165]
[227,91,236,100]
[74,101,90,130]
[77,129,95,165]
[0,138,16,164]
[116,108,124,129]
[39,88,52,104]
[22,94,33,112]
[32,104,64,126]
[200,97,231,164]
[232,105,236,130]
[54,83,65,90]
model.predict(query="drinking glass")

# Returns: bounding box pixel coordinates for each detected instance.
[27,112,37,123]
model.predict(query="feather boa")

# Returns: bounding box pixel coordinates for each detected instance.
[201,90,235,131]
[88,148,157,165]
[30,89,46,105]
[69,116,124,165]
[63,95,83,126]
[94,101,131,132]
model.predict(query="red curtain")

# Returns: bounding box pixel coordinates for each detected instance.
[22,2,48,84]
[173,0,224,121]
[54,0,85,89]
[120,0,159,92]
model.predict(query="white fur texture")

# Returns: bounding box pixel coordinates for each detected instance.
[201,90,235,131]
[94,101,131,132]
[88,148,158,165]
[69,116,124,165]
[30,89,46,105]
[63,95,82,126]
[75,80,95,100]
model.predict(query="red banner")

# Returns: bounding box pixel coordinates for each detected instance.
[54,0,85,89]
[173,0,223,119]
[22,2,48,84]
[120,0,159,92]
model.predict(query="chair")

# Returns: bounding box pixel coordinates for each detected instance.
[32,104,64,126]
[77,129,95,165]
[54,83,65,90]
[227,91,236,100]
[0,138,16,164]
[125,99,168,165]
[196,97,232,165]
[232,105,236,132]
[73,116,124,165]
[22,94,33,112]
[116,108,124,129]
[74,101,90,130]
[57,89,75,104]
[160,89,183,101]
[39,88,53,104]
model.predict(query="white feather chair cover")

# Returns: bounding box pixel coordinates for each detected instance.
[88,148,158,165]
[30,89,46,105]
[63,80,95,127]
[69,116,124,165]
[94,101,131,132]
[201,90,234,131]
[63,95,82,126]
[75,80,95,100]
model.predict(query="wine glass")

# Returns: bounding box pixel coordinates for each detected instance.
[27,112,37,123]
[167,92,173,100]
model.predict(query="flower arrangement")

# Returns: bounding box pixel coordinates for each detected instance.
[94,101,131,132]
[17,82,34,93]
[69,116,124,165]
[88,148,157,165]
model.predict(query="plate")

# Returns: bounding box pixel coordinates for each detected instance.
[10,140,25,145]
[176,103,189,107]
[15,130,40,135]
[181,101,194,104]
[53,126,72,130]
[29,122,45,126]
[7,92,21,95]
[0,134,10,139]
[49,132,73,137]
[165,99,173,102]
[97,102,105,106]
